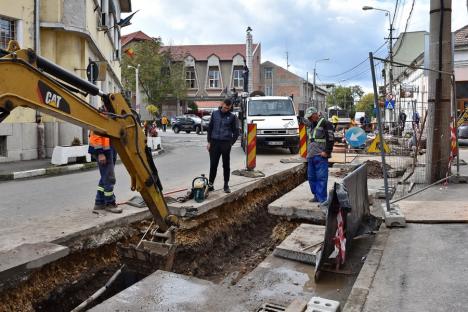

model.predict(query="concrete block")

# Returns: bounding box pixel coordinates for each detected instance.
[306,297,340,312]
[13,169,46,179]
[0,243,69,289]
[273,224,324,264]
[383,204,406,228]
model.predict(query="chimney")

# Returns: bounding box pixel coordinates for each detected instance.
[246,27,253,94]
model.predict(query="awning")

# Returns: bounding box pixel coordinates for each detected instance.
[195,101,222,109]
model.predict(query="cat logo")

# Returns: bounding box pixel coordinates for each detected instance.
[37,81,70,113]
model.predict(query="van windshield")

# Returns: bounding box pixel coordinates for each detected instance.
[248,99,295,116]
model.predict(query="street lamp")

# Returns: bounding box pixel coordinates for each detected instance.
[362,5,394,97]
[313,58,330,112]
[128,64,141,114]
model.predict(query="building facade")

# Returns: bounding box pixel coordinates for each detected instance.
[0,0,131,161]
[259,61,327,113]
[164,43,262,116]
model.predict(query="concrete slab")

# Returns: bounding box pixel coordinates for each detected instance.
[169,162,305,218]
[268,182,326,222]
[274,224,325,264]
[398,200,468,223]
[0,243,69,289]
[90,270,253,312]
[363,224,468,312]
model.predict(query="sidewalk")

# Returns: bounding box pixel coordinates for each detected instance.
[0,149,164,181]
[344,148,468,312]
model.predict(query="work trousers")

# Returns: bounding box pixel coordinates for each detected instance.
[209,140,232,185]
[162,124,167,132]
[95,151,116,205]
[307,155,329,203]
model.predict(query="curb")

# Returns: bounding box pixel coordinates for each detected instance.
[0,149,165,182]
[342,225,389,312]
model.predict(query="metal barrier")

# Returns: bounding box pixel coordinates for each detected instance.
[315,163,378,280]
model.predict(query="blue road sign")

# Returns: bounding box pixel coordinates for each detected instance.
[345,127,367,148]
[385,99,395,109]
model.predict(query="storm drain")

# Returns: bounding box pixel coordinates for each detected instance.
[257,302,286,312]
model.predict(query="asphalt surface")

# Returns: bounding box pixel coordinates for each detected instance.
[0,130,293,251]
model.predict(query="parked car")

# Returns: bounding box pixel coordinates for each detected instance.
[172,115,208,134]
[459,124,468,146]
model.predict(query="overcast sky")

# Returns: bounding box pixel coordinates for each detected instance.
[122,0,468,91]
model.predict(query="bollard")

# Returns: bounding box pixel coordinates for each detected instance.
[299,123,307,158]
[246,123,256,170]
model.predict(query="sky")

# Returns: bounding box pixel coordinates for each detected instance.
[122,0,468,92]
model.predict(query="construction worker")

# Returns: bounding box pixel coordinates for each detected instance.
[161,115,168,132]
[88,122,122,213]
[331,114,339,131]
[304,107,335,205]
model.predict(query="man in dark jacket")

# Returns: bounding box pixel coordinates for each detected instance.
[207,98,239,193]
[303,107,335,205]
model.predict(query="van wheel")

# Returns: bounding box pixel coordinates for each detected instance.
[289,146,299,154]
[186,131,191,134]
[173,126,180,134]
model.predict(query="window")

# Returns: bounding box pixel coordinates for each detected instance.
[0,136,6,156]
[264,67,272,79]
[0,17,16,49]
[265,86,272,96]
[186,67,196,88]
[248,99,295,116]
[233,67,244,89]
[208,67,220,88]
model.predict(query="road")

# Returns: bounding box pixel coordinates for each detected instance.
[0,130,293,251]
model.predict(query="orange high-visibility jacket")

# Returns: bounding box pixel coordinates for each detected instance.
[88,131,111,155]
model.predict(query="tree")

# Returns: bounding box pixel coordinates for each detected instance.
[326,85,364,116]
[146,104,159,119]
[122,39,187,113]
[355,93,375,118]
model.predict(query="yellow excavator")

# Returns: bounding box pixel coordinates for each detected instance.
[0,43,177,263]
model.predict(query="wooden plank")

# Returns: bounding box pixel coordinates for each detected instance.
[398,200,468,223]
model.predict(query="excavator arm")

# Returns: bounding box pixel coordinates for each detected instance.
[0,46,177,233]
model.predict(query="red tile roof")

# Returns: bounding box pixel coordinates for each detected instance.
[121,31,154,47]
[161,43,259,61]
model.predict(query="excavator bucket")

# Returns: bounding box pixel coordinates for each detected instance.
[118,225,177,272]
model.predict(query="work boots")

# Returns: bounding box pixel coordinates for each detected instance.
[224,183,231,193]
[105,203,123,213]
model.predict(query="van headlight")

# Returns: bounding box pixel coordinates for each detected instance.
[257,129,262,135]
[288,129,299,135]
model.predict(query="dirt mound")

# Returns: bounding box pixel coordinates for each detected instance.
[332,160,391,179]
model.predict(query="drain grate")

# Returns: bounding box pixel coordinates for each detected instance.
[256,302,286,312]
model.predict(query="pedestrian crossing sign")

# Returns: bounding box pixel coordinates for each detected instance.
[457,109,468,127]
[367,134,391,153]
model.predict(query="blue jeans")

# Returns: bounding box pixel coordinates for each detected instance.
[307,155,329,203]
[95,150,116,205]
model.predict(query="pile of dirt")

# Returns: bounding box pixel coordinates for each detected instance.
[332,160,392,179]
[365,160,392,178]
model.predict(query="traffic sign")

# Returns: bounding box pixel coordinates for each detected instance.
[368,134,390,153]
[384,99,395,110]
[345,127,367,148]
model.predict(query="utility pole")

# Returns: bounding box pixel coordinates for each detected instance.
[306,72,309,107]
[426,0,452,183]
[286,51,290,71]
[246,27,253,94]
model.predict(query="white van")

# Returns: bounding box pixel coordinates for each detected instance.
[241,96,300,154]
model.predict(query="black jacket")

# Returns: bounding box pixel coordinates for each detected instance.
[207,109,239,144]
